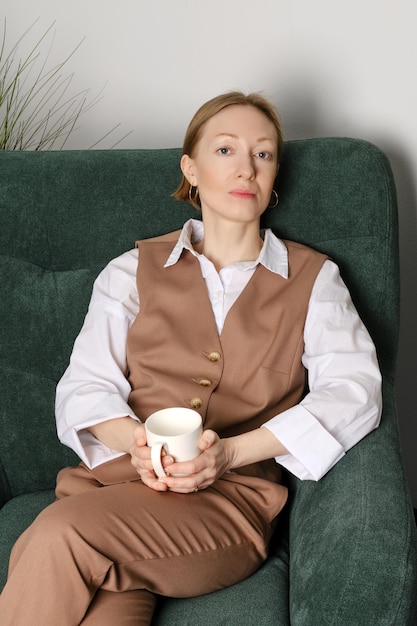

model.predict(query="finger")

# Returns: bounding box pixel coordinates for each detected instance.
[158,476,201,494]
[133,424,147,446]
[165,458,201,477]
[198,429,218,451]
[160,460,215,492]
[131,446,174,478]
[134,465,169,491]
[144,474,169,491]
[162,455,174,470]
[130,445,155,474]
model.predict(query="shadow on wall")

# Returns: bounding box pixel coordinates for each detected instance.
[273,76,417,505]
[383,144,417,506]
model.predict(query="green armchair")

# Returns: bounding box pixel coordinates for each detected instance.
[0,138,416,624]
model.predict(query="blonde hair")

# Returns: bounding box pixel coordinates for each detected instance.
[172,91,283,208]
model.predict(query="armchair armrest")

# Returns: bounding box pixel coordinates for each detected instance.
[286,381,417,625]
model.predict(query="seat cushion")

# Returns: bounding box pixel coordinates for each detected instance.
[0,490,56,586]
[153,539,290,625]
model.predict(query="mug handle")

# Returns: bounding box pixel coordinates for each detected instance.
[151,442,166,478]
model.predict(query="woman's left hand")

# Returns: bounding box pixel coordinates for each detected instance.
[158,429,233,494]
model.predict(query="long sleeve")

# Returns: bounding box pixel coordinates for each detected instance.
[55,248,140,468]
[263,260,382,481]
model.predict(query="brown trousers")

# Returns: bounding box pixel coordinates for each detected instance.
[0,456,287,625]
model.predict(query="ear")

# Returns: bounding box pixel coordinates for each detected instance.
[181,154,198,186]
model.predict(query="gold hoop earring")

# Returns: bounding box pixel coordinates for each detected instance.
[268,190,279,208]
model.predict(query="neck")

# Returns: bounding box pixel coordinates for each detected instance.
[195,218,263,271]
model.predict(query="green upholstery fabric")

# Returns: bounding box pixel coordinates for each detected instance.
[0,139,416,624]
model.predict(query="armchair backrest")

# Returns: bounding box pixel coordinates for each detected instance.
[0,138,399,502]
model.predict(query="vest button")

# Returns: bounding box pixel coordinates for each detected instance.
[189,397,203,409]
[206,351,221,362]
[197,379,212,387]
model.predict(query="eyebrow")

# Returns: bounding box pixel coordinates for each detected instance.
[215,133,275,143]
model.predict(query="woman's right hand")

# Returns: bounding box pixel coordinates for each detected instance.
[129,424,174,491]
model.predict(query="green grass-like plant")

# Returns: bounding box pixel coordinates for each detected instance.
[0,19,130,150]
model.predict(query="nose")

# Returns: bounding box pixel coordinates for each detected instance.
[236,153,256,180]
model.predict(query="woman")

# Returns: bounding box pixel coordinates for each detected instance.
[0,92,382,624]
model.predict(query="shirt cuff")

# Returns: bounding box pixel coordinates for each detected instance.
[76,431,127,469]
[263,405,345,481]
[59,411,140,469]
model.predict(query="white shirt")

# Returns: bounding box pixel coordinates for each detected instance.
[56,219,382,481]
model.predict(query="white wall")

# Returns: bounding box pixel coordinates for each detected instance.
[3,0,417,504]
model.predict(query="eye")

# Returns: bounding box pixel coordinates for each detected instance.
[217,146,231,155]
[256,151,272,160]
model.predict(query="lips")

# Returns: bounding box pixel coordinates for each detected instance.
[229,189,256,199]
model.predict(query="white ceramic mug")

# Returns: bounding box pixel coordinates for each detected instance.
[145,407,203,478]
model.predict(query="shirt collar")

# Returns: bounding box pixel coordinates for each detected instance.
[164,218,288,279]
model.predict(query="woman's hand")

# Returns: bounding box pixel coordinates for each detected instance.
[130,424,286,494]
[155,429,233,494]
[129,424,174,491]
[129,426,233,494]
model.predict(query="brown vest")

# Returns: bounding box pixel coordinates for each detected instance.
[126,232,327,483]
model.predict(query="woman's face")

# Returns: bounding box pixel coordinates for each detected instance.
[181,105,278,226]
